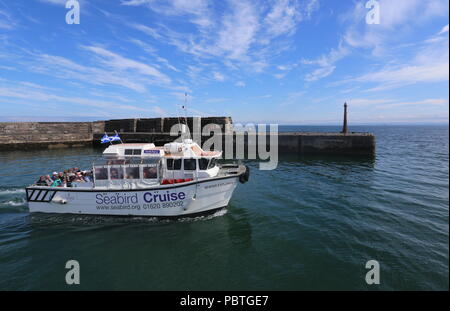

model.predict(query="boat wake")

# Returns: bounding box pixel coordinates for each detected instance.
[0,188,25,195]
[0,187,27,213]
[0,199,27,207]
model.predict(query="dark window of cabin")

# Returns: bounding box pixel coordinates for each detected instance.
[133,149,141,155]
[208,158,216,169]
[109,167,124,180]
[125,167,140,179]
[143,166,157,179]
[94,167,108,180]
[174,159,182,170]
[167,159,181,170]
[199,158,209,170]
[125,149,133,155]
[166,159,174,170]
[184,159,196,170]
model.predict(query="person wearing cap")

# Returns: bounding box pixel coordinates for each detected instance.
[51,172,58,181]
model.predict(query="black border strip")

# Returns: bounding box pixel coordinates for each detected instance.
[41,190,50,202]
[30,190,41,202]
[27,189,36,201]
[48,191,57,202]
[36,190,46,201]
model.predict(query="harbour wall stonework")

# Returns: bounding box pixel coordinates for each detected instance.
[0,117,375,155]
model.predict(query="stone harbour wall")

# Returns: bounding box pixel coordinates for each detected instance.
[0,117,375,155]
[0,117,233,151]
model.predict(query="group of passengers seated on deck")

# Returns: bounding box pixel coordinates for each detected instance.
[35,167,93,187]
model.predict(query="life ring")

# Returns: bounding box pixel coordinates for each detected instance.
[239,165,250,184]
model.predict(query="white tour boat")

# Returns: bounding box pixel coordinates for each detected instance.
[25,139,249,218]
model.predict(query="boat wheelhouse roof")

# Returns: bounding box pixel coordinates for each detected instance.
[102,139,222,159]
[102,143,163,158]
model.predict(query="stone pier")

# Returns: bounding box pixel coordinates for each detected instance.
[0,117,375,155]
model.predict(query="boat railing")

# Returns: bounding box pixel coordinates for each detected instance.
[92,162,160,189]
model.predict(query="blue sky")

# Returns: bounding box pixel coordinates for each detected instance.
[0,0,448,124]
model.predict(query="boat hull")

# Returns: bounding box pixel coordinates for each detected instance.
[26,176,240,217]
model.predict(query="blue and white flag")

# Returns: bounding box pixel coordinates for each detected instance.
[110,133,121,142]
[100,134,111,144]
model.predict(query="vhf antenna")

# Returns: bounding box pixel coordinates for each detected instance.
[182,93,191,140]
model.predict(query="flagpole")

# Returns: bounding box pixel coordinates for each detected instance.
[105,132,112,145]
[114,130,124,144]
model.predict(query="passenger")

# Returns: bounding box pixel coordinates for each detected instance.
[143,167,157,179]
[86,171,94,182]
[51,172,58,181]
[83,171,93,182]
[65,175,76,187]
[110,168,119,180]
[51,178,62,187]
[45,175,53,186]
[75,172,84,182]
[36,176,47,186]
[67,169,75,178]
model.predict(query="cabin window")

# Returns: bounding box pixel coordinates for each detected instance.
[198,158,209,170]
[208,158,216,169]
[143,166,157,179]
[166,159,181,170]
[125,167,140,179]
[174,159,182,170]
[94,167,108,180]
[184,159,196,171]
[125,149,141,155]
[167,159,173,170]
[109,167,124,180]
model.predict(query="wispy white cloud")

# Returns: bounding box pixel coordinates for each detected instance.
[82,45,171,84]
[346,98,395,107]
[32,54,148,92]
[212,71,226,82]
[342,0,448,55]
[18,44,178,94]
[341,28,449,91]
[438,24,449,35]
[0,9,17,30]
[122,0,213,29]
[37,0,68,5]
[0,85,152,112]
[280,91,306,106]
[301,42,348,81]
[129,0,320,72]
[377,98,448,109]
[264,0,301,39]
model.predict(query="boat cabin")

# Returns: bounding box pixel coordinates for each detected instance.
[90,140,222,189]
